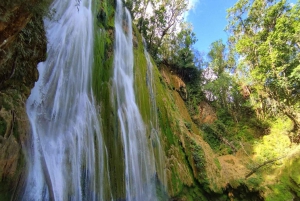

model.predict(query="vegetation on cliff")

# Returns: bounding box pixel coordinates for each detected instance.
[0,0,48,200]
[124,0,300,200]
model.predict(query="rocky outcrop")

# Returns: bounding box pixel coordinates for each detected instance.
[0,3,47,199]
[193,101,217,126]
[161,67,187,100]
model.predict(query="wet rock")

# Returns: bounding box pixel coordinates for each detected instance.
[0,3,47,199]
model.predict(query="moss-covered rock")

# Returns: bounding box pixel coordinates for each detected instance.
[93,1,128,200]
[154,64,212,198]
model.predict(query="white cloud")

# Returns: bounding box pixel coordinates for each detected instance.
[184,0,201,20]
[187,0,200,10]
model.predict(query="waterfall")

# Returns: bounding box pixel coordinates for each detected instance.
[113,0,159,200]
[144,43,167,191]
[22,0,107,200]
[21,0,166,200]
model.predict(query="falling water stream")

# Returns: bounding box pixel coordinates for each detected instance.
[113,0,159,200]
[144,41,167,191]
[22,0,106,200]
[22,0,165,200]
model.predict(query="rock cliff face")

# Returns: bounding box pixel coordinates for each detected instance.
[0,2,47,199]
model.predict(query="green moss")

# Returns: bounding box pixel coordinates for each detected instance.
[192,145,205,171]
[94,0,115,29]
[130,26,193,198]
[92,28,113,102]
[185,121,192,131]
[245,176,263,190]
[0,97,12,111]
[93,1,128,199]
[92,0,115,102]
[155,75,177,150]
[214,158,221,170]
[158,107,175,148]
[290,160,300,192]
[187,140,211,192]
[171,167,184,194]
[202,125,222,152]
[0,0,52,22]
[266,183,294,201]
[155,182,169,201]
[133,46,151,124]
[276,157,300,199]
[176,185,207,201]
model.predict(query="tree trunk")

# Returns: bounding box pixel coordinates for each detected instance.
[284,110,300,133]
[245,155,286,178]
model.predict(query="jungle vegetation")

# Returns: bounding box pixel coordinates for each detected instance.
[125,0,300,145]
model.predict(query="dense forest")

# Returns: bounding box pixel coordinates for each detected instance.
[125,0,300,199]
[125,0,300,147]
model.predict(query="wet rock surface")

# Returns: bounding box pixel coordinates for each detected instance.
[0,3,47,199]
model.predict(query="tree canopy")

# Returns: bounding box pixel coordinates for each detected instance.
[125,0,300,133]
[226,0,300,131]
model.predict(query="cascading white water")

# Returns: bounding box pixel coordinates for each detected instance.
[22,0,107,200]
[113,0,158,200]
[144,44,167,191]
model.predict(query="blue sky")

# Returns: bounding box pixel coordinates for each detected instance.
[186,0,237,53]
[186,0,298,54]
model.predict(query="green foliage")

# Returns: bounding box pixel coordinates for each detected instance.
[227,0,300,130]
[157,101,176,148]
[92,28,113,102]
[93,0,115,102]
[139,0,188,58]
[0,0,52,22]
[202,125,222,152]
[189,140,209,191]
[202,39,247,123]
[95,0,115,29]
[133,51,154,131]
[254,133,291,163]
[0,97,12,111]
[193,45,246,154]
[0,11,47,92]
[92,1,128,198]
[265,183,294,201]
[161,23,200,85]
[176,185,207,201]
[208,40,228,75]
[201,116,264,156]
[246,176,263,189]
[185,83,205,117]
[191,143,205,171]
[125,1,204,121]
[288,158,300,197]
[125,0,192,65]
[258,155,300,201]
[184,121,192,131]
[248,118,270,135]
[214,158,221,170]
